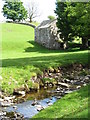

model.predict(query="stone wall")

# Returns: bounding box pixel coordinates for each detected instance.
[6,21,36,28]
[35,20,61,50]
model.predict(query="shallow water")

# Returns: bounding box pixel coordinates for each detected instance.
[2,87,58,119]
[2,84,79,119]
[4,97,57,118]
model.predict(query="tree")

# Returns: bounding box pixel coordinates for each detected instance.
[68,2,90,49]
[48,15,55,20]
[55,1,74,49]
[55,0,90,49]
[26,1,41,22]
[3,1,27,22]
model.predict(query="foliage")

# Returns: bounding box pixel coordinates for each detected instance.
[55,1,74,47]
[33,85,89,118]
[68,2,90,38]
[48,15,55,20]
[55,1,90,49]
[67,2,90,49]
[3,1,27,21]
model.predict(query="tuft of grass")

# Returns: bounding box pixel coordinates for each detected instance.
[32,85,89,119]
[0,23,88,94]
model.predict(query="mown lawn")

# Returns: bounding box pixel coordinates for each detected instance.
[0,23,88,94]
[32,85,89,119]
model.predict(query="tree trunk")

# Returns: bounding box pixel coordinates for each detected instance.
[63,41,68,49]
[29,17,32,23]
[81,37,88,49]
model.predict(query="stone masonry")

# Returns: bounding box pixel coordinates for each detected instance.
[35,19,61,49]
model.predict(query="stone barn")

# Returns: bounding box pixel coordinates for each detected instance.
[35,19,62,49]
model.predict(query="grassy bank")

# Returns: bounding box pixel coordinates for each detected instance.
[32,85,89,119]
[0,23,88,94]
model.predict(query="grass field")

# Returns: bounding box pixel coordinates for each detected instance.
[0,23,88,94]
[32,85,89,119]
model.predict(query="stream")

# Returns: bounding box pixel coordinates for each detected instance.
[1,87,60,119]
[1,82,89,119]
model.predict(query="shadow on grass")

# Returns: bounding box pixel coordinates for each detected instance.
[1,51,88,69]
[24,41,84,54]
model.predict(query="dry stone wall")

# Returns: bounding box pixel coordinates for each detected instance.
[35,20,61,50]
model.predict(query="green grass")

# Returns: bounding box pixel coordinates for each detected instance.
[32,85,89,119]
[0,23,88,94]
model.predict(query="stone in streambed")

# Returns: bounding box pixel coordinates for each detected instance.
[46,100,50,104]
[4,96,15,101]
[48,103,53,106]
[31,99,38,106]
[76,86,81,89]
[36,105,44,111]
[0,111,6,116]
[0,98,4,102]
[64,79,71,83]
[73,81,82,85]
[65,90,73,94]
[13,106,17,110]
[55,96,62,99]
[13,90,25,96]
[57,82,70,88]
[83,76,90,83]
[0,101,13,107]
[83,83,87,86]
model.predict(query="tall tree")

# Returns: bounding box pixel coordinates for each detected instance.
[55,0,90,49]
[68,2,90,49]
[3,0,27,22]
[55,1,74,49]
